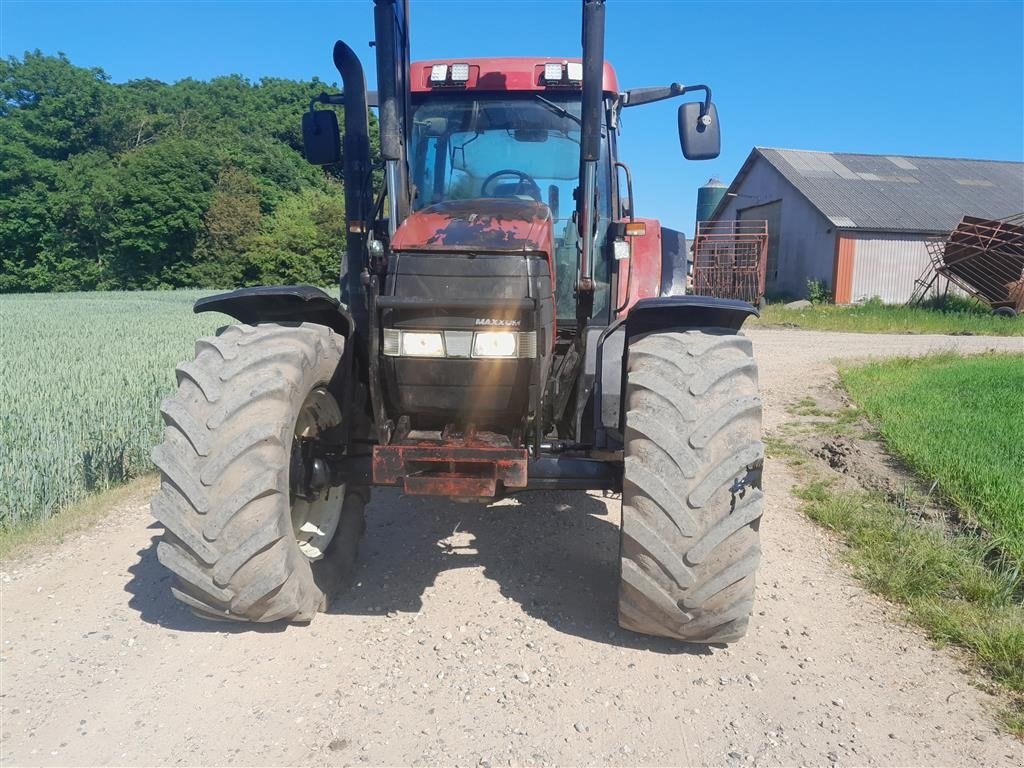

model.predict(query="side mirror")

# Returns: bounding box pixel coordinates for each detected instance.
[302,109,341,166]
[678,102,720,161]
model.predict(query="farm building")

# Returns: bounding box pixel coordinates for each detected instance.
[706,148,1024,303]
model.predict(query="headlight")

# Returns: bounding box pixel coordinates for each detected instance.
[383,329,537,358]
[401,331,445,357]
[472,331,518,358]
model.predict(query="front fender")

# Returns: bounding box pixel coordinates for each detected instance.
[624,296,758,341]
[194,285,353,337]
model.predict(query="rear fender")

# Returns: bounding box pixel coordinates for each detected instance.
[613,222,689,318]
[194,285,353,337]
[659,227,689,297]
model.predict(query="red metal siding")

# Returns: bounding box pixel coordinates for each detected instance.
[833,234,855,304]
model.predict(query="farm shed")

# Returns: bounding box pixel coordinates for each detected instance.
[707,148,1024,303]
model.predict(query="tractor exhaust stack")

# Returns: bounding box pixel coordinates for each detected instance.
[576,0,606,323]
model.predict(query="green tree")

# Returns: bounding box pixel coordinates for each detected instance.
[34,151,117,290]
[188,166,262,286]
[0,142,58,291]
[0,52,368,292]
[105,138,218,288]
[0,51,126,159]
[245,185,346,285]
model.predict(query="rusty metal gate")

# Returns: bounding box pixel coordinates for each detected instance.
[692,220,769,304]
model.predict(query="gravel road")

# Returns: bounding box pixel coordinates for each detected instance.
[2,329,1022,767]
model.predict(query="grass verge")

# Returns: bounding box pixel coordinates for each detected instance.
[795,481,1023,733]
[0,475,156,565]
[754,298,1024,336]
[840,353,1024,570]
[774,353,1024,733]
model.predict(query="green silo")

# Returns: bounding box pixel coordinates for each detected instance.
[696,177,728,225]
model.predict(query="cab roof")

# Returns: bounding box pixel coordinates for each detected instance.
[411,57,619,95]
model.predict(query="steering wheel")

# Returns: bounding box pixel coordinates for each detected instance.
[480,169,542,201]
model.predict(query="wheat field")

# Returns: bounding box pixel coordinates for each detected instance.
[0,290,223,527]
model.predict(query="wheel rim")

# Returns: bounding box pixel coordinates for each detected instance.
[291,387,344,561]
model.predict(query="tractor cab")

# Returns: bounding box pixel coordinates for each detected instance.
[405,59,618,322]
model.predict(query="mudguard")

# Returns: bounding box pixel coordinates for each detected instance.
[591,296,759,450]
[624,295,758,340]
[194,285,354,337]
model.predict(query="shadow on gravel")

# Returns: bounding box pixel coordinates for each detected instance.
[125,489,711,653]
[331,488,712,655]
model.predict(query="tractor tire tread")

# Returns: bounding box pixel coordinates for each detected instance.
[619,329,763,643]
[151,322,362,623]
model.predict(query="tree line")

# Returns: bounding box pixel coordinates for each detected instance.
[0,52,372,292]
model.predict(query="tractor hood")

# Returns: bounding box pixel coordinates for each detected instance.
[391,199,554,255]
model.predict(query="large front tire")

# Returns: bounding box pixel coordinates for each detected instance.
[150,322,364,623]
[618,329,763,643]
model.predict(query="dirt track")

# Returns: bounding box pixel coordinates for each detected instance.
[2,328,1022,767]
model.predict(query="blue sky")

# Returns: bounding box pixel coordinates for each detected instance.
[3,0,1022,235]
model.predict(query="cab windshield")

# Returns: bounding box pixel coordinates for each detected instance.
[410,94,581,217]
[409,93,610,320]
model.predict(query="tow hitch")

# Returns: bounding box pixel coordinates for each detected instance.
[373,428,528,497]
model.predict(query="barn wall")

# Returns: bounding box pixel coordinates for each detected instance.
[849,232,958,303]
[711,156,836,298]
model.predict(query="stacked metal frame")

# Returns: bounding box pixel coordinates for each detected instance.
[692,220,769,304]
[915,214,1024,313]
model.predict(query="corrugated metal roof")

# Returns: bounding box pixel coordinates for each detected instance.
[747,148,1024,233]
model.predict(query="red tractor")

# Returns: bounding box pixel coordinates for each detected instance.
[151,0,763,642]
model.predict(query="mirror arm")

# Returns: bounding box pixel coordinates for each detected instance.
[305,92,347,133]
[620,82,684,107]
[621,82,713,121]
[683,84,713,123]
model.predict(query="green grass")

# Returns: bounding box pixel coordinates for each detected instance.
[797,480,1023,730]
[777,353,1024,731]
[0,290,222,529]
[754,298,1024,336]
[840,353,1024,569]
